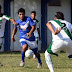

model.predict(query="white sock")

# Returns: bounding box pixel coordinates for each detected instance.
[48,64,54,72]
[45,51,54,72]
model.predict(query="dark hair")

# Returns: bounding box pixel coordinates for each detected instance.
[18,8,25,14]
[0,5,2,9]
[55,12,64,20]
[31,11,36,14]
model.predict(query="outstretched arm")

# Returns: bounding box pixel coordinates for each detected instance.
[3,15,18,26]
[10,19,18,26]
[46,22,61,35]
[11,28,17,42]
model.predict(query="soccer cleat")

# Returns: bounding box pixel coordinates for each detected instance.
[0,63,3,66]
[20,61,24,67]
[37,63,42,68]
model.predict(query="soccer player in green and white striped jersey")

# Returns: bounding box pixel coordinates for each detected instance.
[31,11,40,43]
[0,5,18,66]
[31,11,41,61]
[45,12,72,72]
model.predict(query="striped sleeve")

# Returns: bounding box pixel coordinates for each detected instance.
[3,15,11,20]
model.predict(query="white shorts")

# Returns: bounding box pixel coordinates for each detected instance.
[20,38,37,49]
[47,39,72,56]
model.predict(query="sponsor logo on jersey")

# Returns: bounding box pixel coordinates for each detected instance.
[20,21,29,31]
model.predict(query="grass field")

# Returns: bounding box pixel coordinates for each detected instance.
[0,52,72,72]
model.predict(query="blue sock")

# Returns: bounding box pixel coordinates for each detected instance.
[32,48,42,64]
[36,53,42,64]
[21,51,25,62]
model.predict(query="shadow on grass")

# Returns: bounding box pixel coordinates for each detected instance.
[0,51,21,54]
[0,50,65,55]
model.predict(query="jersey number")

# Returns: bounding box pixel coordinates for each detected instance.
[61,23,67,30]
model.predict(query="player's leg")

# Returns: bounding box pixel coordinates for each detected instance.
[45,40,64,72]
[64,40,72,58]
[33,37,38,60]
[26,40,42,68]
[32,48,42,68]
[45,42,55,72]
[20,41,28,67]
[45,50,54,72]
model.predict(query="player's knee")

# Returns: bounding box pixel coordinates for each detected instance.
[45,51,53,65]
[22,44,27,52]
[45,51,51,58]
[22,47,26,52]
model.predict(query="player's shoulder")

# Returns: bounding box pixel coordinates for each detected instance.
[25,16,31,20]
[62,20,71,25]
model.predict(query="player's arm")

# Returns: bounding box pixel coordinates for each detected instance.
[30,25,35,33]
[11,28,17,42]
[3,15,18,25]
[27,25,35,38]
[26,17,36,38]
[10,19,18,26]
[46,22,61,35]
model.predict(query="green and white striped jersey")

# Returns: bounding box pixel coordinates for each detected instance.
[49,19,72,41]
[0,14,11,37]
[33,19,40,37]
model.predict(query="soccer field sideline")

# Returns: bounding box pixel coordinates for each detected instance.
[0,52,72,72]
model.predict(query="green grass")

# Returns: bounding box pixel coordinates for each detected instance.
[0,52,72,72]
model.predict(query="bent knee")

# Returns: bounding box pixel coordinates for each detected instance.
[45,50,51,57]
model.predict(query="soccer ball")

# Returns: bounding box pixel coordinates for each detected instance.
[25,49,34,59]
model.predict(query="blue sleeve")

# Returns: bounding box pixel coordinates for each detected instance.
[29,17,35,26]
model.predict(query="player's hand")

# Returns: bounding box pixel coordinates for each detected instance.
[55,27,61,34]
[26,32,31,38]
[13,22,18,26]
[11,36,15,42]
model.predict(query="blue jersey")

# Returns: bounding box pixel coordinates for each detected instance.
[15,16,35,41]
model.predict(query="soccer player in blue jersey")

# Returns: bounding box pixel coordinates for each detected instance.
[11,8,42,68]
